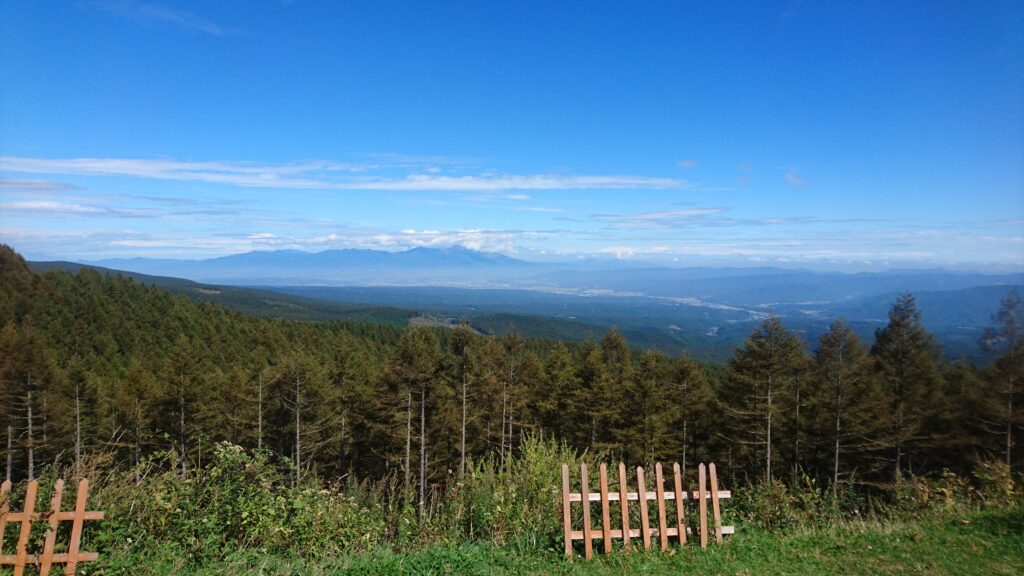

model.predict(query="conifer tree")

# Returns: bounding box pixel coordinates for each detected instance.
[720,317,807,482]
[871,293,943,479]
[980,290,1023,469]
[669,353,715,475]
[810,320,885,488]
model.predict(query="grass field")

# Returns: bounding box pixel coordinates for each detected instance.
[98,504,1022,575]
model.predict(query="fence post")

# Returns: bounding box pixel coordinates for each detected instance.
[0,480,9,561]
[599,463,611,555]
[710,463,723,544]
[13,480,38,576]
[580,463,592,559]
[64,479,91,576]
[655,463,668,551]
[40,479,65,576]
[636,466,651,550]
[698,463,708,549]
[672,462,686,545]
[617,462,630,551]
[561,464,572,558]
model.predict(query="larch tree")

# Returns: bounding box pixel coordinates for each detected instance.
[980,290,1023,469]
[870,293,943,479]
[720,317,807,482]
[810,319,885,489]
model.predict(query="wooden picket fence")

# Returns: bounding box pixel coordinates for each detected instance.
[0,479,104,575]
[560,462,732,558]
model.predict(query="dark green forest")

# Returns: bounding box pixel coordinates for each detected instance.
[1,244,1021,497]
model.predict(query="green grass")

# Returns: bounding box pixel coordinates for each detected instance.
[93,505,1022,575]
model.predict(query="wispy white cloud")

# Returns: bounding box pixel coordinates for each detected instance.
[0,156,686,191]
[592,208,728,228]
[0,178,78,191]
[0,200,105,214]
[676,159,698,169]
[785,168,807,187]
[85,0,236,36]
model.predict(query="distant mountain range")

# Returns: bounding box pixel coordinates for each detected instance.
[91,246,538,286]
[67,247,1024,362]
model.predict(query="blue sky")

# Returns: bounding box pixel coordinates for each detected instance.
[1,1,1022,270]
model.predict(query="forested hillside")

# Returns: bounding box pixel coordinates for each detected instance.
[1,244,1020,496]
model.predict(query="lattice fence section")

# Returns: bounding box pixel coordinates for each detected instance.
[561,462,733,558]
[0,479,104,575]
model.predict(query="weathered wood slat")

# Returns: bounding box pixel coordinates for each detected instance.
[698,464,708,549]
[1,553,100,564]
[561,464,572,558]
[64,479,90,576]
[568,490,731,502]
[40,479,65,576]
[13,480,37,576]
[655,463,668,551]
[0,480,10,558]
[598,463,611,555]
[580,463,592,559]
[0,511,105,522]
[710,463,723,544]
[569,525,734,541]
[617,462,630,551]
[673,462,686,546]
[636,466,651,550]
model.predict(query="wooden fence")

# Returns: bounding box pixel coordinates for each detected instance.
[561,462,732,558]
[0,479,104,575]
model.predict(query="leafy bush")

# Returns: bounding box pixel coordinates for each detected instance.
[87,443,386,562]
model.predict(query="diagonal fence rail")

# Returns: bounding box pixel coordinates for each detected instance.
[0,479,105,575]
[560,462,732,559]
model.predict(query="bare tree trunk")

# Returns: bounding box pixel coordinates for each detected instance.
[506,356,516,468]
[257,372,263,450]
[765,375,772,483]
[833,347,843,491]
[681,377,689,477]
[134,421,141,485]
[27,389,34,481]
[42,393,48,447]
[460,373,467,478]
[419,385,427,518]
[339,411,346,475]
[178,371,187,480]
[294,374,301,484]
[75,382,82,479]
[179,391,186,479]
[404,389,412,492]
[1007,374,1014,469]
[5,425,12,482]
[499,385,507,469]
[793,376,801,480]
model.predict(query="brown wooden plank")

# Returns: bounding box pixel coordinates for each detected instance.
[698,464,708,549]
[655,463,668,551]
[580,463,593,559]
[599,463,612,555]
[568,490,729,502]
[0,511,104,522]
[617,462,630,551]
[673,462,686,546]
[40,480,65,576]
[13,480,37,576]
[0,480,10,559]
[636,466,651,550]
[709,463,723,544]
[64,479,90,576]
[561,463,572,558]
[2,553,99,564]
